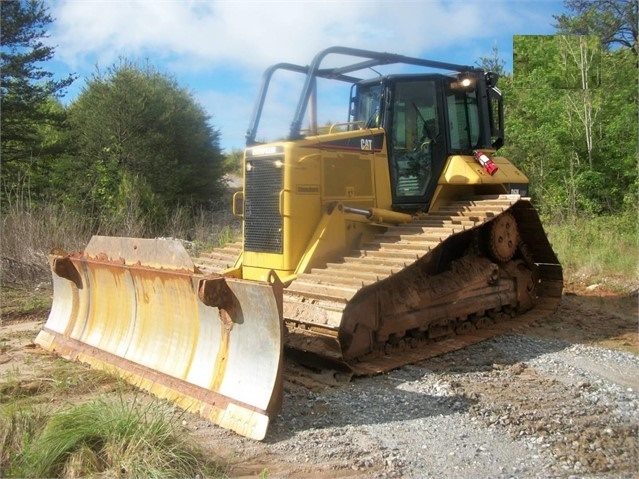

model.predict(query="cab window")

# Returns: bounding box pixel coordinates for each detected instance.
[390,80,439,198]
[446,87,480,151]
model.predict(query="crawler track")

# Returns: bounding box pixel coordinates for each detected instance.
[196,242,242,274]
[195,195,563,377]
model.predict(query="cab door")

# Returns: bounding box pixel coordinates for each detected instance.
[386,78,446,211]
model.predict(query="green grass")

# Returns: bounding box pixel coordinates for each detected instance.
[215,224,240,247]
[545,212,638,291]
[0,352,225,478]
[0,368,26,402]
[3,395,227,478]
[0,403,49,476]
[45,358,124,395]
[1,287,51,318]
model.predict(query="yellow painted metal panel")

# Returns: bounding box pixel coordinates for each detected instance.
[442,155,530,185]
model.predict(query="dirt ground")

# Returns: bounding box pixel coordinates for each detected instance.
[1,283,637,478]
[529,286,638,353]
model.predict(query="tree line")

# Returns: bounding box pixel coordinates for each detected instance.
[503,35,636,219]
[483,0,637,220]
[2,0,637,235]
[1,0,229,235]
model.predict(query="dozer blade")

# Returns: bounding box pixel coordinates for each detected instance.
[35,236,283,441]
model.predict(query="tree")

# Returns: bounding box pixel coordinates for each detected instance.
[223,149,244,176]
[63,61,226,229]
[477,43,507,76]
[554,0,639,55]
[505,34,637,218]
[557,35,602,170]
[1,0,75,206]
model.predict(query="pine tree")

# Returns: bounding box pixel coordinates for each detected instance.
[1,0,75,205]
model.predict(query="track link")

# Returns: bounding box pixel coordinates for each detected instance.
[195,242,242,274]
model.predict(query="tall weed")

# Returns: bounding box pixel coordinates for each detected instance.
[1,194,240,289]
[1,203,93,286]
[545,212,638,289]
[0,403,49,476]
[12,395,226,478]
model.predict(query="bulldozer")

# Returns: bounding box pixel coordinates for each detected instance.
[36,46,563,440]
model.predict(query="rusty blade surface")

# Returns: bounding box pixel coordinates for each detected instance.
[36,237,283,441]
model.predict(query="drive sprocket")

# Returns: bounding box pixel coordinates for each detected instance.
[489,211,519,262]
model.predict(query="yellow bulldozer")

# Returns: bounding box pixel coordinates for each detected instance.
[36,46,563,440]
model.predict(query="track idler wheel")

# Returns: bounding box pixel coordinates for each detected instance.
[488,212,519,263]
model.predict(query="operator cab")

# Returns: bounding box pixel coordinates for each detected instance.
[245,47,504,212]
[352,73,503,211]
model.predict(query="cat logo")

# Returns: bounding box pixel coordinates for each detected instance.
[361,138,372,151]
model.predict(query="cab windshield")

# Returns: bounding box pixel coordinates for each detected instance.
[352,83,382,128]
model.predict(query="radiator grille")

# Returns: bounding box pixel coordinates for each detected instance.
[244,157,283,253]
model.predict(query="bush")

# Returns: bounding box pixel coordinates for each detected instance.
[1,202,92,287]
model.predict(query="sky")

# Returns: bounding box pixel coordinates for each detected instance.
[44,0,568,152]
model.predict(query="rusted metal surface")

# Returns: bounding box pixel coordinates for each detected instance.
[278,195,562,374]
[488,211,519,262]
[36,237,283,441]
[346,295,560,376]
[84,235,197,271]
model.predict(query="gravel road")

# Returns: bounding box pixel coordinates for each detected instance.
[188,292,639,479]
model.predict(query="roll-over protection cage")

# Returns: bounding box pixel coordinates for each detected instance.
[245,46,503,149]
